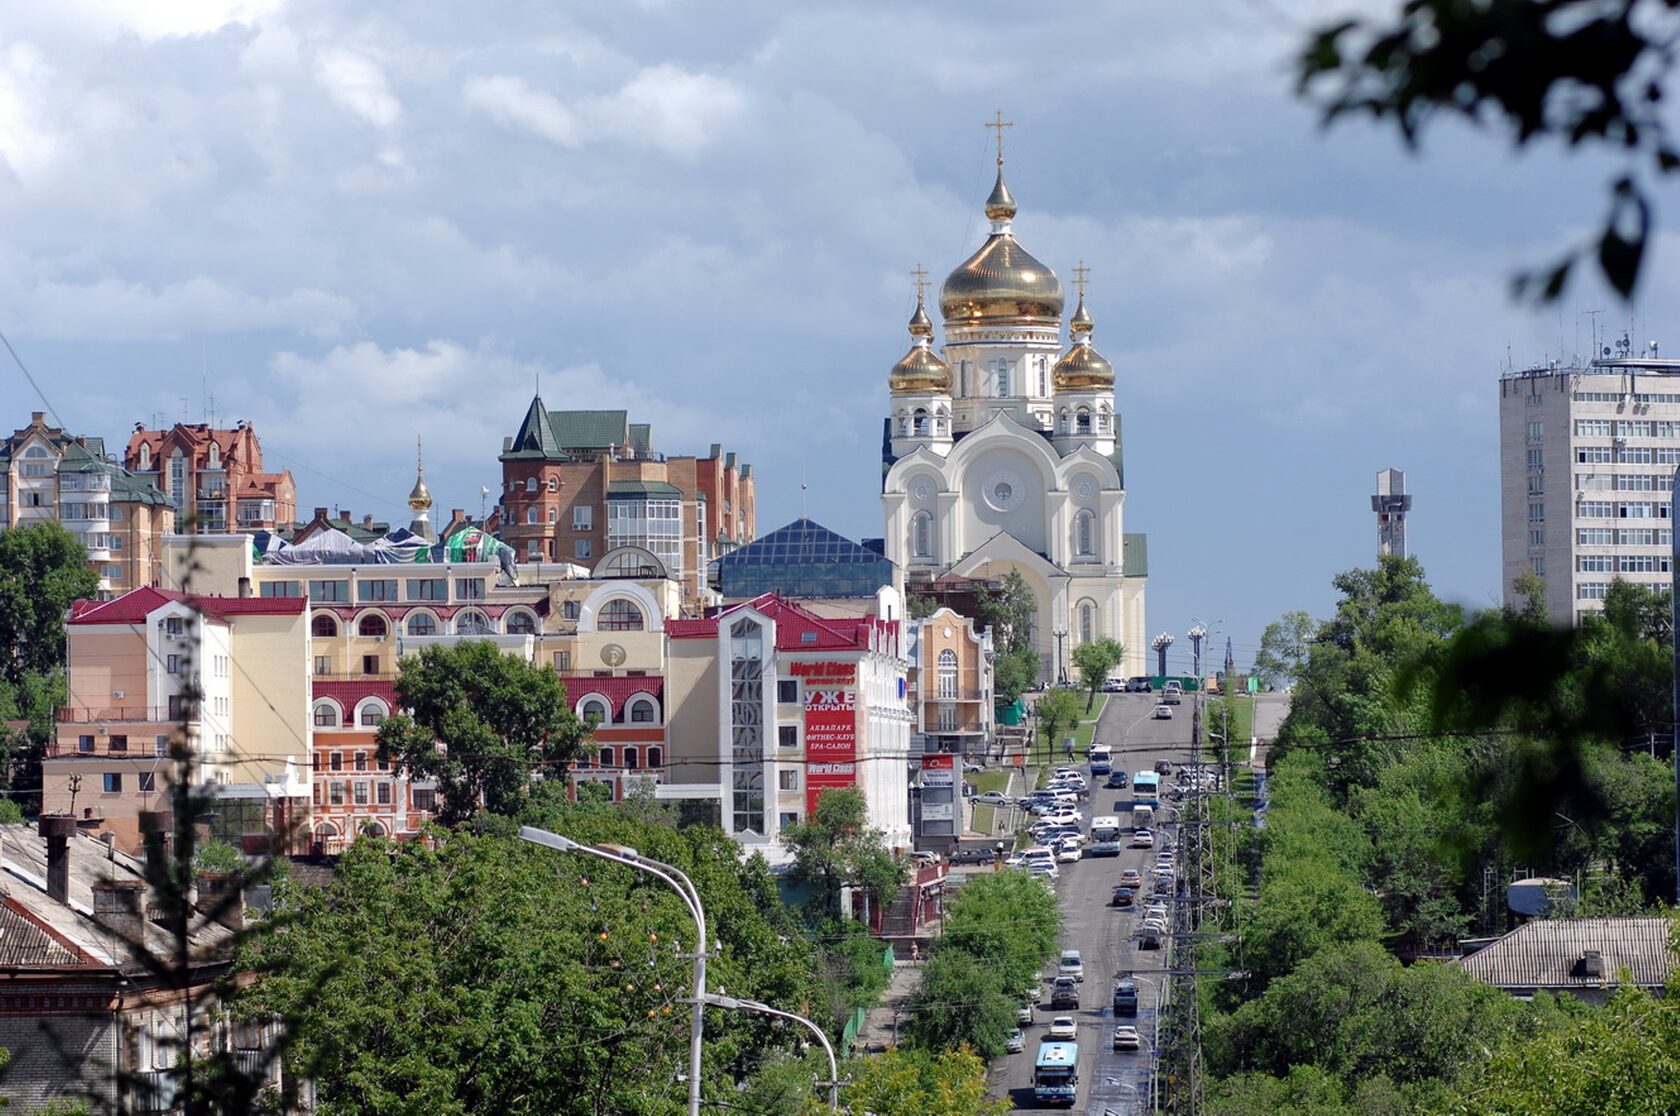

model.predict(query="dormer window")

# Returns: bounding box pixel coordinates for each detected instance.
[207,443,220,468]
[138,445,151,471]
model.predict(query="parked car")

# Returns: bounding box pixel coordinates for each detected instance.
[1131,829,1155,848]
[1028,861,1060,883]
[1055,840,1082,864]
[1154,760,1173,775]
[1102,677,1125,692]
[963,760,985,773]
[1006,1028,1026,1054]
[950,847,996,864]
[1045,808,1083,828]
[1058,949,1085,982]
[1113,1025,1142,1052]
[1110,885,1135,907]
[1153,703,1173,720]
[972,790,1011,806]
[1047,1016,1078,1042]
[1018,1001,1035,1025]
[1138,928,1162,950]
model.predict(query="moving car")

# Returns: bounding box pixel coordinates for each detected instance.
[1017,1001,1035,1025]
[1058,949,1085,982]
[1046,1016,1078,1042]
[1101,677,1125,692]
[1088,840,1123,858]
[1125,677,1154,693]
[1050,976,1080,1008]
[1112,1025,1142,1052]
[1055,840,1082,864]
[1154,760,1173,776]
[1153,703,1174,720]
[1162,681,1183,705]
[1104,770,1130,789]
[1110,885,1135,907]
[1113,979,1139,1015]
[1131,829,1155,848]
[1006,1028,1026,1054]
[1118,868,1143,888]
[972,790,1011,806]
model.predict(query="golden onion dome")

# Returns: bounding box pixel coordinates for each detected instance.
[1053,295,1114,391]
[939,168,1063,324]
[407,474,432,512]
[890,292,951,394]
[907,297,934,338]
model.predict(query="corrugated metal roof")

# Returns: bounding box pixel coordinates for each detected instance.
[1454,917,1674,989]
[549,410,629,451]
[558,675,664,720]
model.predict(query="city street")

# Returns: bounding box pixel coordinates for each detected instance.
[989,690,1197,1113]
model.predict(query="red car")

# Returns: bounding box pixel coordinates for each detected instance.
[1111,886,1135,908]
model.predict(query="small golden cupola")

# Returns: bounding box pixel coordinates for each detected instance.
[1052,282,1114,392]
[888,286,953,395]
[407,436,435,541]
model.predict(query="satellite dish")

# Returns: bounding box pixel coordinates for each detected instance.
[1604,347,1612,356]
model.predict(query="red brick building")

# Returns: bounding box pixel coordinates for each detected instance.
[124,421,296,534]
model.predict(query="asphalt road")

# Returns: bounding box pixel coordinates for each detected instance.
[989,691,1196,1113]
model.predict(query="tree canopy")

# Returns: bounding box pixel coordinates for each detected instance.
[842,1046,1009,1116]
[1071,636,1123,712]
[976,571,1042,702]
[780,786,905,919]
[1253,610,1315,692]
[1033,688,1083,761]
[375,641,593,822]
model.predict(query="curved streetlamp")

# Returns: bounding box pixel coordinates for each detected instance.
[701,993,841,1110]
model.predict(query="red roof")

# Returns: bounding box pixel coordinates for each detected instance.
[313,678,398,712]
[67,587,307,626]
[558,675,664,720]
[666,593,879,651]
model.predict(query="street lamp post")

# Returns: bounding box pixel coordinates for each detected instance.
[1052,624,1068,686]
[520,827,710,1116]
[1151,632,1174,680]
[701,993,841,1111]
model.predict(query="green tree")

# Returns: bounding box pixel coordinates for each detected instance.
[780,786,906,919]
[1071,636,1124,712]
[905,593,939,620]
[976,571,1041,703]
[992,646,1040,706]
[1253,610,1316,692]
[1034,687,1083,763]
[1298,0,1678,302]
[1506,570,1549,626]
[903,950,1016,1060]
[842,1046,1009,1116]
[0,522,98,686]
[375,641,592,823]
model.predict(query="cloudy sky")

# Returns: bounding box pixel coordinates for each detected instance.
[2,0,1669,668]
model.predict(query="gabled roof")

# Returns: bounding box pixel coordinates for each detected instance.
[558,675,665,720]
[667,593,882,651]
[67,587,306,626]
[1455,917,1675,990]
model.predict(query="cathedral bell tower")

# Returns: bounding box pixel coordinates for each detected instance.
[888,270,954,458]
[1050,266,1117,457]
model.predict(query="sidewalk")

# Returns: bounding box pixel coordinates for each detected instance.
[854,961,923,1052]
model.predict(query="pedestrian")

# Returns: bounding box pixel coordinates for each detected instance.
[911,942,920,963]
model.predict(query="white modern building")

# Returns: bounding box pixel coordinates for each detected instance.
[880,153,1147,679]
[1499,339,1680,625]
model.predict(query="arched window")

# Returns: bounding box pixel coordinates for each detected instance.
[596,745,615,767]
[1076,408,1092,434]
[898,412,911,436]
[546,477,558,492]
[647,746,664,768]
[526,507,538,524]
[312,615,338,638]
[456,611,492,635]
[1059,409,1072,434]
[995,361,1010,397]
[505,610,536,635]
[1079,600,1095,644]
[1075,511,1096,558]
[937,649,957,698]
[358,614,388,638]
[137,444,151,471]
[935,406,949,435]
[525,477,537,493]
[630,699,656,723]
[1097,405,1111,433]
[911,512,932,560]
[312,701,340,728]
[358,701,387,726]
[581,699,609,725]
[599,599,644,631]
[912,408,929,436]
[624,747,640,771]
[207,443,220,467]
[407,612,436,636]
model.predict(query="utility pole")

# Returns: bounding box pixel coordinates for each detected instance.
[1672,465,1679,905]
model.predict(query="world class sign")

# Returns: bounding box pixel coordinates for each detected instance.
[804,682,857,814]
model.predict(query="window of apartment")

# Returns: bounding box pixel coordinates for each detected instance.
[573,506,592,530]
[376,781,392,805]
[1578,582,1610,600]
[78,734,94,754]
[778,725,798,749]
[624,748,640,771]
[562,600,581,620]
[1578,554,1614,573]
[456,578,486,600]
[526,507,538,525]
[506,611,536,635]
[1527,476,1544,495]
[362,654,380,675]
[1578,527,1616,545]
[407,613,437,636]
[329,782,344,806]
[314,656,331,676]
[155,735,168,756]
[597,745,616,767]
[103,773,122,793]
[358,579,399,603]
[413,788,436,813]
[353,781,369,806]
[547,507,557,524]
[777,679,798,703]
[778,769,799,791]
[1529,529,1545,548]
[407,578,447,601]
[108,734,127,753]
[1576,445,1613,464]
[1527,502,1545,523]
[308,580,349,603]
[138,772,155,793]
[938,704,958,732]
[1619,420,1655,438]
[165,616,184,636]
[1526,421,1544,443]
[313,703,339,727]
[354,751,368,772]
[1579,500,1615,517]
[574,539,592,559]
[167,695,184,719]
[360,703,385,726]
[330,751,342,772]
[1576,418,1610,436]
[552,651,572,671]
[599,599,644,631]
[1531,557,1547,577]
[630,699,656,723]
[778,811,800,831]
[1527,448,1544,469]
[1620,554,1672,573]
[1617,445,1654,464]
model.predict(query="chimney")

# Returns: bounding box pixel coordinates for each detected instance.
[339,511,352,524]
[38,815,76,905]
[90,878,147,948]
[362,513,374,530]
[30,411,44,426]
[195,871,245,932]
[1579,949,1607,979]
[139,811,174,878]
[313,507,328,520]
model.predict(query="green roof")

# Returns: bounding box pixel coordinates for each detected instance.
[551,409,629,451]
[110,468,175,508]
[628,423,652,455]
[56,442,106,473]
[607,480,683,499]
[1123,533,1148,578]
[502,395,567,461]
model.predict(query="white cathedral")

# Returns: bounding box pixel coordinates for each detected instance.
[882,155,1148,682]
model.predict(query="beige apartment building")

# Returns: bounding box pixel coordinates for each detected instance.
[1499,345,1680,626]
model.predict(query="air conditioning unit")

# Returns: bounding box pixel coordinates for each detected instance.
[112,690,124,699]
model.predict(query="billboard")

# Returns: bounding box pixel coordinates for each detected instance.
[804,682,857,814]
[920,753,956,788]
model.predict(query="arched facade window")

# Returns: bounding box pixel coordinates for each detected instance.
[526,507,538,524]
[357,700,388,726]
[596,745,615,767]
[358,614,388,638]
[1097,405,1112,432]
[456,610,492,635]
[505,610,536,634]
[207,443,220,467]
[937,649,958,698]
[912,408,929,436]
[312,701,340,728]
[1076,408,1092,434]
[311,615,338,638]
[1058,408,1072,434]
[1075,510,1096,558]
[525,477,537,492]
[623,747,640,771]
[546,477,558,492]
[647,745,664,768]
[407,612,437,636]
[137,444,151,471]
[580,699,609,724]
[629,698,657,723]
[599,598,644,631]
[1079,600,1096,644]
[911,512,933,560]
[934,406,949,435]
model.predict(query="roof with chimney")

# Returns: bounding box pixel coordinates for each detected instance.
[0,823,232,970]
[1454,917,1675,991]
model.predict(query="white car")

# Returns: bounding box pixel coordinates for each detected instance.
[1047,1016,1078,1042]
[1006,1028,1026,1053]
[1153,703,1174,719]
[1113,1025,1141,1052]
[1056,842,1081,864]
[1131,829,1155,848]
[1045,809,1083,828]
[1058,949,1085,982]
[1028,862,1060,883]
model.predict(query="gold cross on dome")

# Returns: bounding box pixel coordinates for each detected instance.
[1073,261,1091,298]
[911,264,929,301]
[986,110,1013,166]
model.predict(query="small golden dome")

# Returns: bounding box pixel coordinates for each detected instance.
[984,167,1017,222]
[1069,291,1093,335]
[1053,299,1114,391]
[889,344,953,394]
[907,296,933,338]
[407,474,432,512]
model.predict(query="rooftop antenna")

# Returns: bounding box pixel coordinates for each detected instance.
[1586,308,1605,364]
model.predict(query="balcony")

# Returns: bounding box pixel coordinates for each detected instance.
[925,689,989,702]
[57,705,178,724]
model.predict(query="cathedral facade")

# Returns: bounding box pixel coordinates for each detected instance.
[881,158,1147,682]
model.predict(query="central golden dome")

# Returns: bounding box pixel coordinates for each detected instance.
[939,169,1064,325]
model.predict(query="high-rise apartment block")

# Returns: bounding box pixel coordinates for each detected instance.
[0,412,176,597]
[1499,343,1680,625]
[498,397,755,610]
[123,421,296,534]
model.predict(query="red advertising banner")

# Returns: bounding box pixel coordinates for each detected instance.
[804,683,857,814]
[920,753,956,788]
